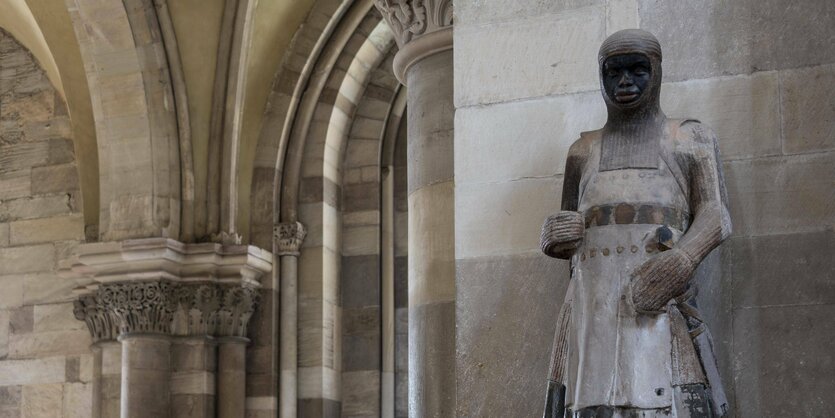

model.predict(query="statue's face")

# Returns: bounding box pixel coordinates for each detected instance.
[602,53,652,106]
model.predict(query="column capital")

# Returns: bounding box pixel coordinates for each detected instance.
[65,238,271,340]
[374,0,454,82]
[275,222,307,256]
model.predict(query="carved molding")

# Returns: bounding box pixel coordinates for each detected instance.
[65,238,272,341]
[374,0,454,83]
[275,222,307,256]
[374,0,453,47]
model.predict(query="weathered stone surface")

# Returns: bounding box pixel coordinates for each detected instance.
[23,273,77,305]
[456,0,602,26]
[342,225,380,256]
[455,177,562,258]
[455,91,604,185]
[456,253,567,417]
[0,245,55,275]
[410,301,455,418]
[639,0,835,81]
[342,370,380,416]
[455,7,605,107]
[0,194,79,223]
[780,64,835,154]
[298,398,340,418]
[408,182,456,306]
[8,330,90,358]
[407,51,454,193]
[170,394,215,418]
[661,72,781,160]
[606,0,639,34]
[31,164,79,195]
[9,215,84,245]
[0,223,8,246]
[343,333,381,371]
[733,304,835,416]
[0,310,9,359]
[0,357,65,386]
[0,386,21,416]
[729,231,835,309]
[342,256,380,308]
[34,303,86,333]
[0,275,23,308]
[22,384,63,418]
[62,383,93,418]
[723,152,835,237]
[9,306,33,334]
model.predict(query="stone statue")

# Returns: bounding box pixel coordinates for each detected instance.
[540,29,732,418]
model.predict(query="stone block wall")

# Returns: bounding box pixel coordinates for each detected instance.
[454,0,835,416]
[0,29,92,417]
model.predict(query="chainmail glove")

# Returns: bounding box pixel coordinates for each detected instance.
[630,248,697,313]
[541,211,585,259]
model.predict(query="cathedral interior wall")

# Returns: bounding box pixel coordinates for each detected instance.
[0,29,93,417]
[453,0,835,416]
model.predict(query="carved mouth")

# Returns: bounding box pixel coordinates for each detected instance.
[615,92,639,103]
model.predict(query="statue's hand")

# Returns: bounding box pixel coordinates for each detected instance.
[541,211,585,259]
[630,248,696,313]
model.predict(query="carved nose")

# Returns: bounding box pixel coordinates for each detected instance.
[619,73,634,86]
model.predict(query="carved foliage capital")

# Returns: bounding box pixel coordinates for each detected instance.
[73,294,119,343]
[275,222,307,256]
[76,281,261,340]
[374,0,453,47]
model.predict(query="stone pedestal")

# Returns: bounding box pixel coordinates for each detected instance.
[68,238,272,418]
[374,1,455,416]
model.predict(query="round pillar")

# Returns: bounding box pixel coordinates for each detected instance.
[119,334,172,418]
[375,1,455,415]
[217,337,248,418]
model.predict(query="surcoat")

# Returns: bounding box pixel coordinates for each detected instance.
[555,119,729,418]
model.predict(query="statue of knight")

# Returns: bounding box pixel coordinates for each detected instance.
[540,29,732,418]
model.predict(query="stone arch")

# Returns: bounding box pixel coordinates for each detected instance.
[66,0,184,241]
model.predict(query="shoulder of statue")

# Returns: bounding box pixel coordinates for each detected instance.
[668,119,719,156]
[570,129,601,157]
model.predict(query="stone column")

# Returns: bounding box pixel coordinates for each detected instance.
[68,239,272,418]
[217,338,248,417]
[374,2,455,416]
[100,281,179,418]
[275,222,307,418]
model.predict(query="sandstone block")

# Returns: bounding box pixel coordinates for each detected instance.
[0,223,8,246]
[0,244,54,275]
[341,370,380,416]
[0,357,65,386]
[0,385,21,414]
[780,64,835,154]
[455,177,562,259]
[0,310,9,359]
[342,225,380,257]
[10,215,84,245]
[31,164,79,195]
[639,0,835,81]
[8,330,91,359]
[733,304,835,415]
[661,72,781,160]
[455,91,604,185]
[0,142,49,174]
[22,384,62,418]
[0,194,78,223]
[456,253,567,418]
[408,182,456,306]
[62,383,93,418]
[0,275,23,308]
[342,256,381,309]
[34,303,87,333]
[23,273,77,305]
[456,0,602,26]
[0,171,32,201]
[455,7,605,107]
[730,231,835,308]
[724,152,835,237]
[9,306,33,334]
